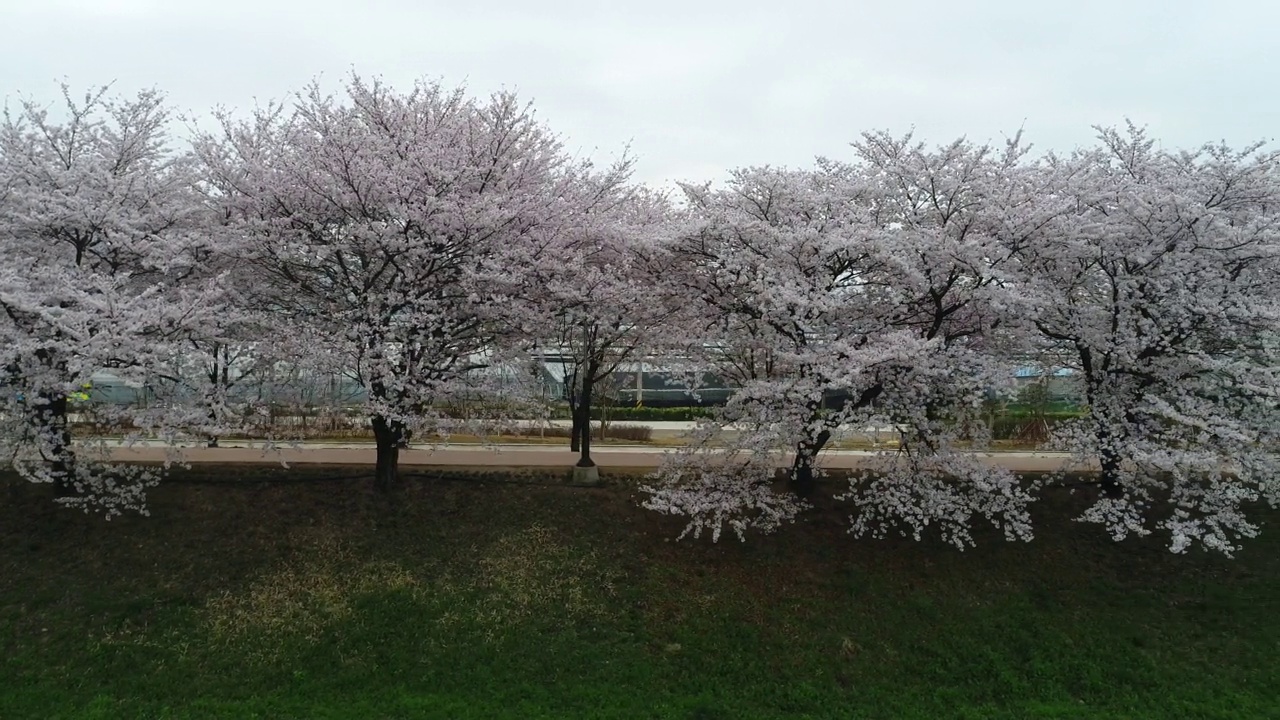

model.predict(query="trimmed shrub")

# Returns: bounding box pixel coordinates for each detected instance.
[517,423,653,442]
[598,423,653,442]
[593,406,714,422]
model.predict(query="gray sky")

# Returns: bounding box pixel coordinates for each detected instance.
[2,0,1277,185]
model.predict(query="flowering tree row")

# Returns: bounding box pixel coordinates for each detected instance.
[2,78,1276,554]
[642,127,1280,554]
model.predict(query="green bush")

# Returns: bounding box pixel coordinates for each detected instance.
[546,406,715,422]
[592,406,714,422]
[516,423,653,442]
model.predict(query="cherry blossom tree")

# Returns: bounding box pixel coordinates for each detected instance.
[147,289,281,448]
[645,162,888,528]
[643,134,1044,546]
[195,74,581,490]
[1021,124,1280,554]
[522,176,677,469]
[827,132,1054,549]
[0,84,224,513]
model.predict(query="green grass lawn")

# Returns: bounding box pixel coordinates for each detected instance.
[2,468,1277,719]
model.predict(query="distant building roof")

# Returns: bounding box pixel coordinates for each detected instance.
[1014,367,1074,378]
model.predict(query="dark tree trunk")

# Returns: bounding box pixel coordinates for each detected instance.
[205,345,231,448]
[1098,440,1124,499]
[576,366,597,468]
[34,391,76,497]
[569,402,583,453]
[790,428,831,498]
[371,414,411,492]
[27,349,77,496]
[1080,354,1125,500]
[566,362,583,453]
[792,454,817,497]
[206,406,220,448]
[788,391,839,498]
[575,399,595,467]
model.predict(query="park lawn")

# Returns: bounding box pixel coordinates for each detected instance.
[1,468,1277,719]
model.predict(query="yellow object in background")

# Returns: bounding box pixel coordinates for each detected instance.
[70,383,91,402]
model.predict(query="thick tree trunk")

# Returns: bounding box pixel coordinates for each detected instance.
[1081,359,1125,500]
[206,407,220,448]
[569,403,583,453]
[27,350,76,495]
[792,453,817,497]
[576,373,596,468]
[371,414,410,492]
[790,428,831,498]
[575,401,595,467]
[35,392,76,497]
[1098,442,1124,499]
[206,346,225,448]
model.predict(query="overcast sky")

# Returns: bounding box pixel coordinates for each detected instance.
[2,0,1277,185]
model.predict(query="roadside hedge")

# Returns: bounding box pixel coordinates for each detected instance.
[548,406,717,422]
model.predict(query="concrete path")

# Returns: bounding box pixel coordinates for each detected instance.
[99,441,1090,473]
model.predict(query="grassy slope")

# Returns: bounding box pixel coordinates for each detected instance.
[1,469,1276,719]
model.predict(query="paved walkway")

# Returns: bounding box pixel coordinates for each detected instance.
[100,441,1090,473]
